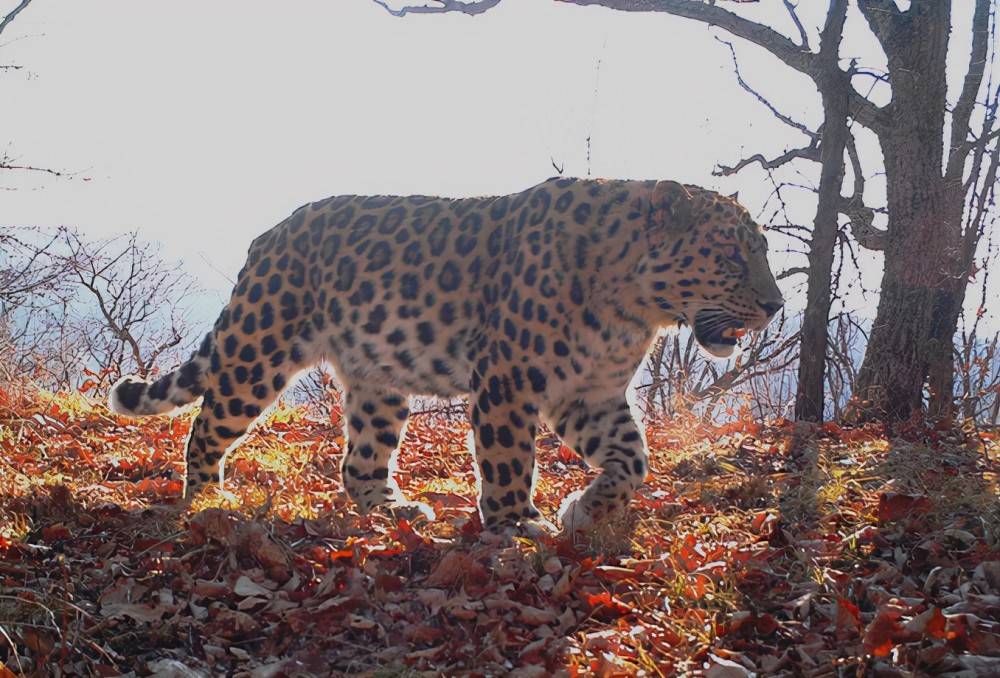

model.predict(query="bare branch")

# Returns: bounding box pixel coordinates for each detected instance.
[945,0,992,183]
[715,37,817,138]
[782,0,809,50]
[568,0,814,69]
[58,230,199,381]
[563,0,888,130]
[372,0,501,16]
[837,131,887,250]
[712,37,823,177]
[776,266,809,281]
[0,159,65,178]
[715,144,819,177]
[838,198,886,251]
[0,0,33,38]
[961,90,1000,258]
[374,0,890,132]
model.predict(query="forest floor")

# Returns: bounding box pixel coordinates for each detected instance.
[1,389,1000,677]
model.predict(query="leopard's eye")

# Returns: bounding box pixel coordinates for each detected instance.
[722,245,747,273]
[721,244,741,261]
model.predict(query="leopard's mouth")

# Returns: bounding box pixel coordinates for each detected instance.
[693,309,746,358]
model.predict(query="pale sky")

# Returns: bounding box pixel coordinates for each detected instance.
[1,0,989,329]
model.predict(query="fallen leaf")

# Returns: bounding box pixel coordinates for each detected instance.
[877,493,933,523]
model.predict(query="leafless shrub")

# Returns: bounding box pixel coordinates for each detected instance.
[825,313,867,420]
[955,283,1000,424]
[59,231,199,390]
[289,366,342,420]
[1,228,202,394]
[638,314,799,422]
[411,396,467,419]
[287,366,467,424]
[637,311,877,424]
[1,227,75,390]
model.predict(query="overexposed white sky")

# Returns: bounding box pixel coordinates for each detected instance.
[1,0,990,328]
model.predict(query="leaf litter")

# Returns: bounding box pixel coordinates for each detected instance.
[1,389,999,676]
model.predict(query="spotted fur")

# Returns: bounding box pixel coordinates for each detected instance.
[110,177,783,530]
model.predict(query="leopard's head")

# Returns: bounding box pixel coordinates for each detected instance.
[641,180,784,358]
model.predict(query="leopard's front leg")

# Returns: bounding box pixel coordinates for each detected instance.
[470,363,547,532]
[550,395,649,531]
[340,386,413,513]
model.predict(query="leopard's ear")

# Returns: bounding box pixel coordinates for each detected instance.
[650,180,695,233]
[728,191,739,202]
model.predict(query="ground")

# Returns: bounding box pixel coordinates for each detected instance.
[1,388,999,677]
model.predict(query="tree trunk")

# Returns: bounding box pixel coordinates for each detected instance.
[853,0,966,423]
[925,281,968,422]
[794,1,850,423]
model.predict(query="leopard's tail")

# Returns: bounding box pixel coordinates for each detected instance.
[109,332,214,416]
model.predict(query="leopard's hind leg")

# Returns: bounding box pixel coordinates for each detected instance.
[182,318,317,498]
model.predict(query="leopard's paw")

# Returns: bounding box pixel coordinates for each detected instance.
[557,490,594,534]
[378,499,436,524]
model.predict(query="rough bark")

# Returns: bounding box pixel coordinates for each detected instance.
[853,0,985,422]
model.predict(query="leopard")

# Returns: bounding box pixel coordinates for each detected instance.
[109,177,784,532]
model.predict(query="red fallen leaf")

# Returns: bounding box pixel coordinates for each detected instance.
[404,623,443,644]
[724,611,778,637]
[375,573,404,592]
[192,579,230,599]
[417,491,473,508]
[585,591,634,616]
[863,605,907,657]
[724,610,754,635]
[369,544,407,558]
[750,511,778,535]
[425,549,488,587]
[134,477,183,496]
[78,379,97,394]
[877,492,933,523]
[558,445,579,464]
[593,565,637,583]
[676,535,702,572]
[328,548,354,563]
[905,606,948,640]
[203,607,260,640]
[944,613,1000,654]
[41,524,71,543]
[189,509,240,545]
[518,605,559,626]
[389,519,427,552]
[459,513,483,537]
[836,597,862,636]
[18,628,55,656]
[239,523,292,584]
[755,613,779,636]
[821,422,844,437]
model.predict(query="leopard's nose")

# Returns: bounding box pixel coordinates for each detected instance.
[758,300,784,317]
